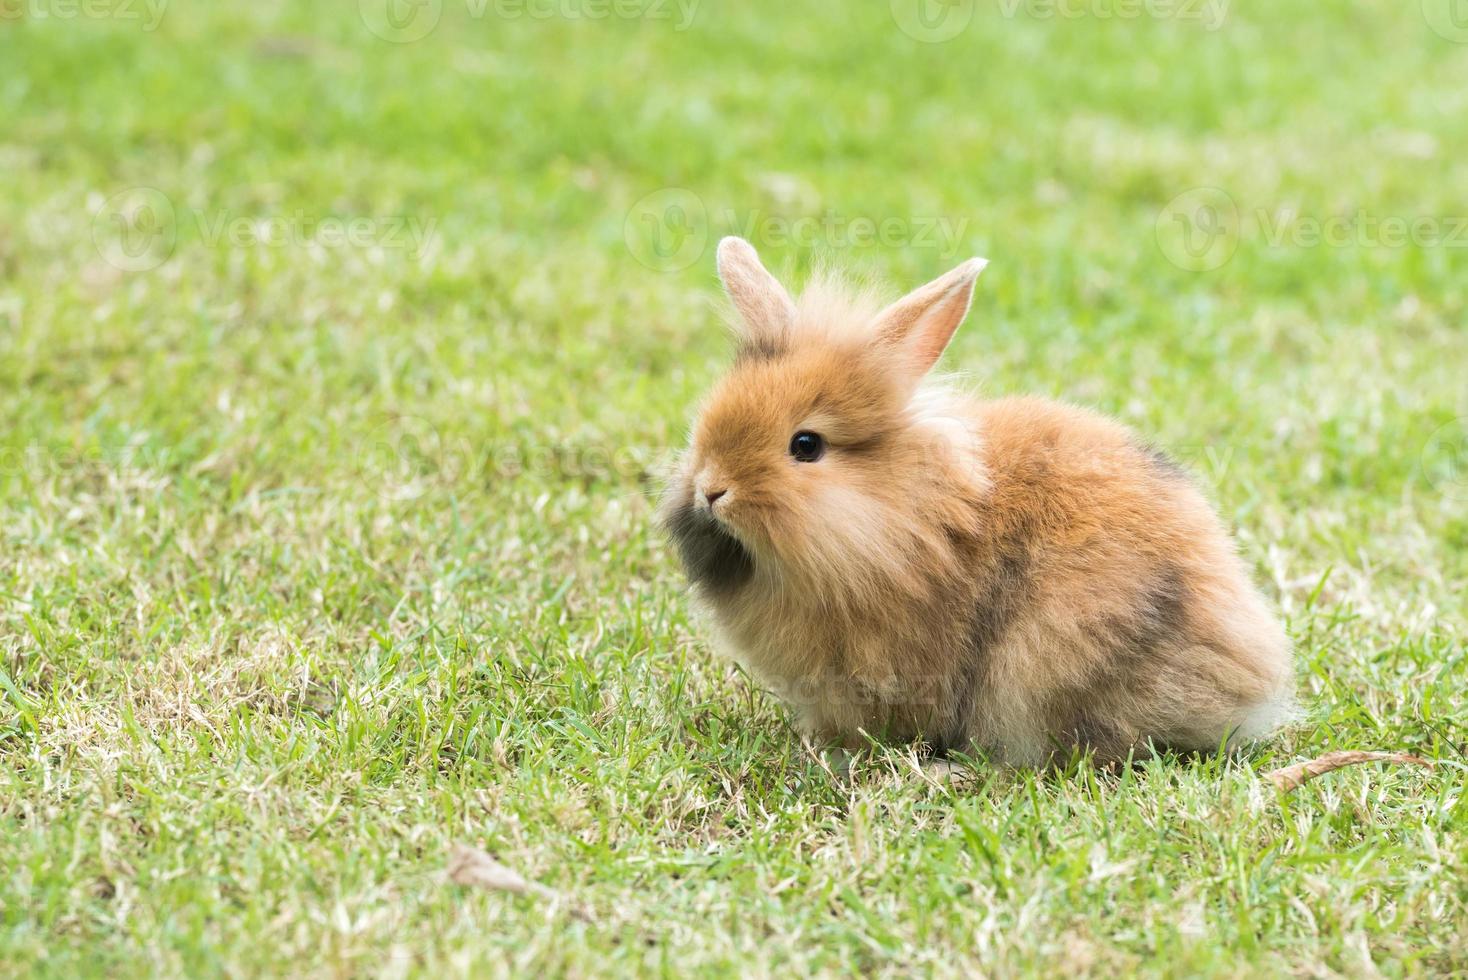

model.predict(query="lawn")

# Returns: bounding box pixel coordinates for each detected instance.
[1,1,1466,975]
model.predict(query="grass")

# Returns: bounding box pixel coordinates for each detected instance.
[1,0,1466,975]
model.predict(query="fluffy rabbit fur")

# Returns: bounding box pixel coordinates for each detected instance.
[660,237,1293,767]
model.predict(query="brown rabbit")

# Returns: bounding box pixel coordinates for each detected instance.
[660,237,1294,767]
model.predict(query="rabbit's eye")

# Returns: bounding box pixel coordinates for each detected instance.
[789,431,825,463]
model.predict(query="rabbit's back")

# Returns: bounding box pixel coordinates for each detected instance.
[959,396,1293,764]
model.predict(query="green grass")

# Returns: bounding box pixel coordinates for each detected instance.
[2,1,1466,975]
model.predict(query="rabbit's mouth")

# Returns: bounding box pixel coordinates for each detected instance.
[662,500,754,595]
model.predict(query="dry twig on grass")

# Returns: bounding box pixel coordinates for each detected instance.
[1265,751,1435,792]
[446,844,592,922]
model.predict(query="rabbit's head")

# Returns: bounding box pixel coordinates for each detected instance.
[660,237,989,606]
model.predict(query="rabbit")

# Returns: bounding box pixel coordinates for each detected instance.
[659,236,1294,767]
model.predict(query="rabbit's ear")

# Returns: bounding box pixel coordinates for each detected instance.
[717,237,795,350]
[871,257,988,376]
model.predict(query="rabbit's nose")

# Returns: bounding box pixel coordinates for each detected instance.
[702,487,728,508]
